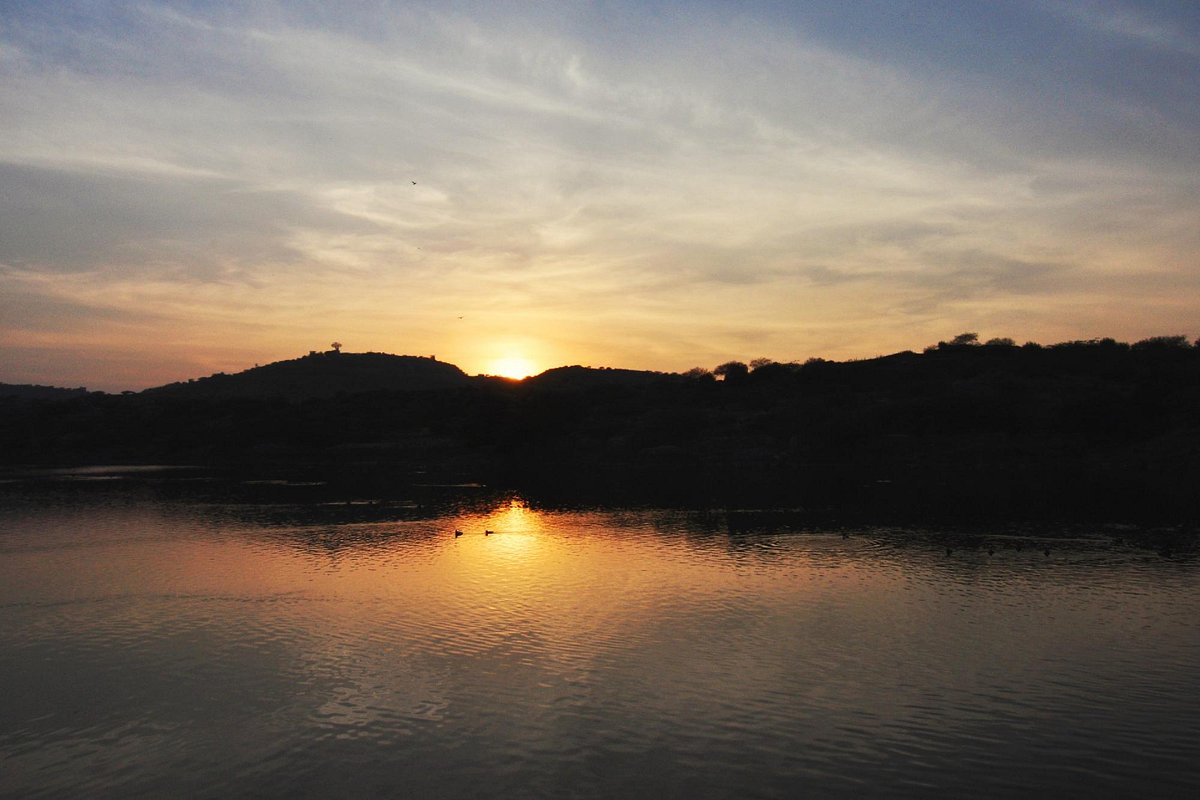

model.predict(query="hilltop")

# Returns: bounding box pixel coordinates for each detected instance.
[2,335,1198,521]
[0,383,91,400]
[525,365,678,390]
[144,350,471,399]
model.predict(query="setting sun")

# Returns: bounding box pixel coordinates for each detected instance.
[488,356,538,380]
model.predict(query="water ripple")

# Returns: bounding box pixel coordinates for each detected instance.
[0,497,1197,798]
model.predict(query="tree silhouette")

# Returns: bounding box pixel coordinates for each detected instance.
[713,361,749,382]
[330,342,343,353]
[1133,335,1189,350]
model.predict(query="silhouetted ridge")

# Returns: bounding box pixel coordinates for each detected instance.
[526,365,676,390]
[144,351,469,399]
[3,335,1198,521]
[0,383,90,400]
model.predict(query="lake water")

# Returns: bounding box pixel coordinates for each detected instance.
[1,473,1198,798]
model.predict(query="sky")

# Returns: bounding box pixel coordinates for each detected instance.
[2,0,1198,390]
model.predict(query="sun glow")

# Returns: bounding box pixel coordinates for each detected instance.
[488,356,537,380]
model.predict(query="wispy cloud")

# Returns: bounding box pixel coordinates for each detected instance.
[1048,0,1200,55]
[1,1,1197,389]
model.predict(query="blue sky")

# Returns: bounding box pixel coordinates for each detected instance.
[2,0,1198,388]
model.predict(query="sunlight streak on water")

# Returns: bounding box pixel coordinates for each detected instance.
[0,493,1197,798]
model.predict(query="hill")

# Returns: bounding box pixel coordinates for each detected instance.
[143,351,471,399]
[524,365,677,390]
[2,336,1198,521]
[0,383,90,400]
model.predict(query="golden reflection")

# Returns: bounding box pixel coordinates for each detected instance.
[5,500,927,742]
[461,498,544,560]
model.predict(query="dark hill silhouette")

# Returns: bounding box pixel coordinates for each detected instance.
[525,365,677,390]
[0,382,90,399]
[2,334,1198,521]
[144,351,470,399]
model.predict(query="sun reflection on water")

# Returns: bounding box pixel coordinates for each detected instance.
[2,493,1199,798]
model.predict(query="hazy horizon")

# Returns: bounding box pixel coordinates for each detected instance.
[8,333,1199,395]
[3,1,1199,391]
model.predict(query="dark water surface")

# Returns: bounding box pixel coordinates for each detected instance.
[1,475,1197,798]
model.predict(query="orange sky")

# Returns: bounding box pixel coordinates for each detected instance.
[2,2,1198,391]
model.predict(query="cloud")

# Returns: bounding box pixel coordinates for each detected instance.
[0,1,1197,388]
[1048,0,1200,55]
[0,162,376,277]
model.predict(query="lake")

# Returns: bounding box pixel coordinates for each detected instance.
[1,470,1197,798]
